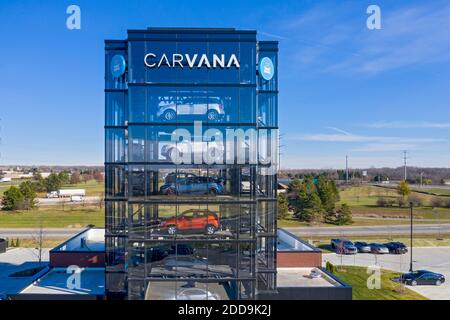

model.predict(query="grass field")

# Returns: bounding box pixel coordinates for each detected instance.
[0,180,24,196]
[412,187,450,196]
[0,206,104,228]
[333,266,427,300]
[277,212,450,228]
[61,180,104,196]
[338,185,441,207]
[6,238,68,248]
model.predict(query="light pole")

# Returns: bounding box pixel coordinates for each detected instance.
[409,202,414,272]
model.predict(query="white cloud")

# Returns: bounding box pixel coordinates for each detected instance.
[351,143,417,152]
[283,1,450,74]
[287,129,446,144]
[367,121,450,129]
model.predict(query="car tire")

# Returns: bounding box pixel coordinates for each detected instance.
[206,110,219,121]
[411,280,417,286]
[208,188,217,195]
[205,224,216,235]
[163,110,176,121]
[436,280,442,286]
[167,226,177,235]
[166,188,176,195]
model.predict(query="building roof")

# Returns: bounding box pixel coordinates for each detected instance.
[51,228,105,253]
[277,268,345,288]
[19,268,105,295]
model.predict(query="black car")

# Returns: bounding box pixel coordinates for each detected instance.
[384,242,408,254]
[400,270,445,286]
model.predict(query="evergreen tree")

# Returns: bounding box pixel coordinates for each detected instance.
[335,203,353,225]
[277,193,289,220]
[1,186,25,210]
[19,181,37,209]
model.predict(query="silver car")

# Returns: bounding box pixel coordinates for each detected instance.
[369,243,390,254]
[354,241,372,253]
[157,97,225,121]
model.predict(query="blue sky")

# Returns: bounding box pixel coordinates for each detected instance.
[0,0,449,168]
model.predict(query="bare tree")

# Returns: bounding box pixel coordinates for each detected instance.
[27,221,45,267]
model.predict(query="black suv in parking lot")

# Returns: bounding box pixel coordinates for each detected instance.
[384,242,408,254]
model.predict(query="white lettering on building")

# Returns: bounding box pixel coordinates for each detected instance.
[144,53,240,69]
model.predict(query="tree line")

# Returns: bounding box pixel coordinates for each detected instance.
[1,170,104,211]
[278,175,353,225]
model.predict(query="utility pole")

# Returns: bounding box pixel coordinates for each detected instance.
[403,151,408,181]
[278,133,285,172]
[345,155,349,184]
[409,202,414,272]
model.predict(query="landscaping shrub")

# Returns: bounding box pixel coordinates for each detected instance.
[397,197,406,207]
[376,197,387,207]
[430,196,443,208]
[326,261,336,274]
[408,194,423,207]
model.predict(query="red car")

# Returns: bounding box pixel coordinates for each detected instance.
[161,209,219,235]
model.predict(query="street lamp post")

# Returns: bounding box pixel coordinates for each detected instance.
[409,202,414,272]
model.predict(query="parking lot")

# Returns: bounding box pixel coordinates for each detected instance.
[322,247,450,300]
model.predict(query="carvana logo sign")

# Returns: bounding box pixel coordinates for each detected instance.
[259,57,274,81]
[111,54,126,78]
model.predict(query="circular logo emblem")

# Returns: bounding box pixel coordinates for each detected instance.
[111,54,126,78]
[259,57,274,81]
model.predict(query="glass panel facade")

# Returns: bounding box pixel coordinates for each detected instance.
[105,29,278,300]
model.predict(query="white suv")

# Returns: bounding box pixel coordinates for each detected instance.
[157,97,225,121]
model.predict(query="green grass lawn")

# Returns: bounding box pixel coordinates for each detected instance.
[412,187,450,196]
[0,180,24,196]
[339,185,440,207]
[332,266,427,300]
[0,206,104,228]
[277,211,450,228]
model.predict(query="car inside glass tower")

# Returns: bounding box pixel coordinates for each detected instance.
[105,28,278,300]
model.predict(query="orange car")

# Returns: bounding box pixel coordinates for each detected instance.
[161,209,219,235]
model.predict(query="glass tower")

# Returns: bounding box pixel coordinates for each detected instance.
[105,28,278,300]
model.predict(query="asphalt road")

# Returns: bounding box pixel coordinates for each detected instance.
[37,196,100,205]
[323,247,450,300]
[1,223,450,238]
[0,228,83,238]
[285,223,450,237]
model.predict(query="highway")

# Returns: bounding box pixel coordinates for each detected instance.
[1,223,450,239]
[0,228,83,238]
[37,196,101,205]
[285,223,450,237]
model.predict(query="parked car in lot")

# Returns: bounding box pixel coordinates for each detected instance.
[384,242,408,254]
[400,270,445,286]
[330,238,346,249]
[160,176,224,195]
[354,241,372,253]
[160,209,220,235]
[369,243,390,254]
[332,239,357,255]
